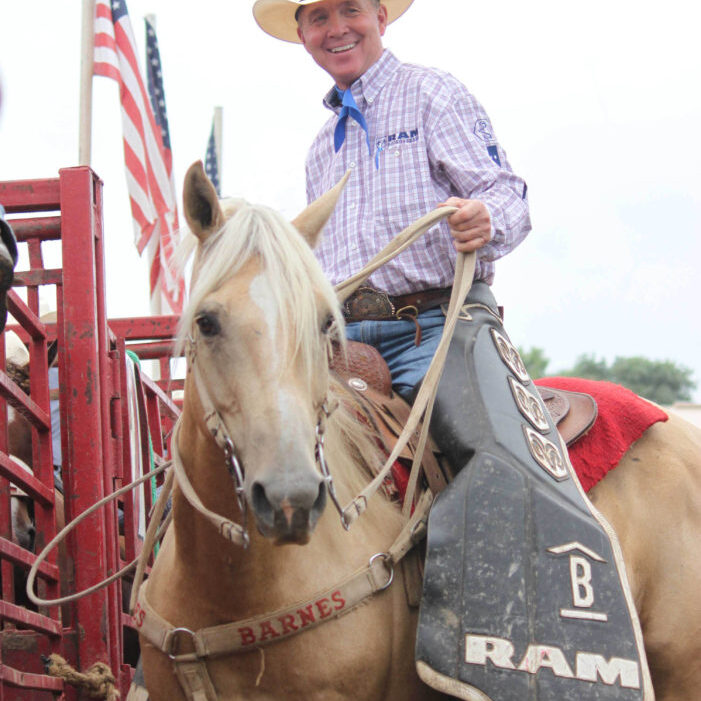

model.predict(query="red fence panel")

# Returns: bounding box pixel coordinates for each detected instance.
[0,168,181,699]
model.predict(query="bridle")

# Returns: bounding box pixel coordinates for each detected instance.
[182,329,348,547]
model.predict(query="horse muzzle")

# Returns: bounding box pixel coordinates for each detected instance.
[250,473,327,545]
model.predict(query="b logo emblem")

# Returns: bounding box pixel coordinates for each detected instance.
[570,555,595,608]
[548,542,609,622]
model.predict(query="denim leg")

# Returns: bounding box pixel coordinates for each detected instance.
[345,308,446,400]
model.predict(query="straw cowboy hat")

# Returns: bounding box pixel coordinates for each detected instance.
[253,0,414,43]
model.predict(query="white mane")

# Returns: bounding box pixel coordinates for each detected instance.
[177,197,344,385]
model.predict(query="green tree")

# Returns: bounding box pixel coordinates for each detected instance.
[561,354,611,382]
[609,356,695,405]
[518,346,550,379]
[559,354,696,404]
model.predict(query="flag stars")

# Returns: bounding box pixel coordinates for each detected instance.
[145,16,172,149]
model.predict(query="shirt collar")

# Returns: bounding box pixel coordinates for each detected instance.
[322,50,401,113]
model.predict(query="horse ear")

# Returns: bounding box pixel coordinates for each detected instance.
[183,161,225,243]
[292,171,350,248]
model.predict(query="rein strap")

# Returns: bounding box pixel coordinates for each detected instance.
[170,418,249,548]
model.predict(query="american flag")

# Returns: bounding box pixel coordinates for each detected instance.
[93,0,184,315]
[204,120,221,197]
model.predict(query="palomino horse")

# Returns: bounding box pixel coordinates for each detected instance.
[138,162,701,701]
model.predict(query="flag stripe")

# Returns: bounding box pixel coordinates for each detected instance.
[94,0,184,314]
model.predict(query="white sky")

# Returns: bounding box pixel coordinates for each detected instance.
[1,1,699,400]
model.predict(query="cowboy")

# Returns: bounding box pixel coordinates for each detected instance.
[254,0,529,401]
[252,2,650,699]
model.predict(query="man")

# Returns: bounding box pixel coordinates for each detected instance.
[253,3,650,699]
[255,0,529,400]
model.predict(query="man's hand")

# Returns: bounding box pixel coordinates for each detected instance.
[440,197,491,253]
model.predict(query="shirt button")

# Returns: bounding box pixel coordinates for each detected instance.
[368,97,374,103]
[349,202,356,209]
[350,162,356,168]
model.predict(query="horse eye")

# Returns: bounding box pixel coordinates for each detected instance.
[196,313,221,337]
[321,314,335,335]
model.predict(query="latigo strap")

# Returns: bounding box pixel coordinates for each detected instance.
[415,297,653,700]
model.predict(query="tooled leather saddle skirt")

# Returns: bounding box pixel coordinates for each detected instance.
[330,340,598,492]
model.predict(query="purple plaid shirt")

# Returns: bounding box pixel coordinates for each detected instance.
[305,50,531,295]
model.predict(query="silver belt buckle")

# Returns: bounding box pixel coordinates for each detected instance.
[344,287,396,319]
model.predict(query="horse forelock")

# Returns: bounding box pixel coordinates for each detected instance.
[177,198,344,385]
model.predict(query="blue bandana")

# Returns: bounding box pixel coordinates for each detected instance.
[334,88,372,156]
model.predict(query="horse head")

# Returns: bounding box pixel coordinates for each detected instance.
[179,162,348,545]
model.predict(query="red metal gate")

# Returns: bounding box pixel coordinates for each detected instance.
[0,167,181,699]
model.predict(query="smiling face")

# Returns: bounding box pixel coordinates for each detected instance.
[296,0,388,90]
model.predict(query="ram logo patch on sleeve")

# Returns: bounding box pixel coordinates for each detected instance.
[474,118,495,143]
[474,119,502,166]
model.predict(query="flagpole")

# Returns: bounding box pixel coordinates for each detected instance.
[214,106,223,190]
[79,0,96,165]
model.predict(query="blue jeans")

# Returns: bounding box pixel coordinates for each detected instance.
[344,283,500,401]
[345,308,446,401]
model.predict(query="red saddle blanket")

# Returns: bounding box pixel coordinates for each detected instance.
[390,377,668,502]
[534,377,668,491]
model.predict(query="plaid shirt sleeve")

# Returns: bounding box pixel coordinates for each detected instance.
[424,73,531,264]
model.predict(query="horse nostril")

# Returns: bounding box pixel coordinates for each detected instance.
[307,480,327,528]
[251,482,274,527]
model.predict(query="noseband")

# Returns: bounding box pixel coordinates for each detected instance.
[180,330,345,547]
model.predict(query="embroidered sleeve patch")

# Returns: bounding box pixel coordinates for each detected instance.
[474,119,501,166]
[473,119,495,144]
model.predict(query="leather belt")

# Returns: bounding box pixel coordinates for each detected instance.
[343,286,452,322]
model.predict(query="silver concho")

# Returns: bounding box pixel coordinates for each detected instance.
[491,329,529,383]
[524,426,568,480]
[509,376,549,433]
[348,377,368,392]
